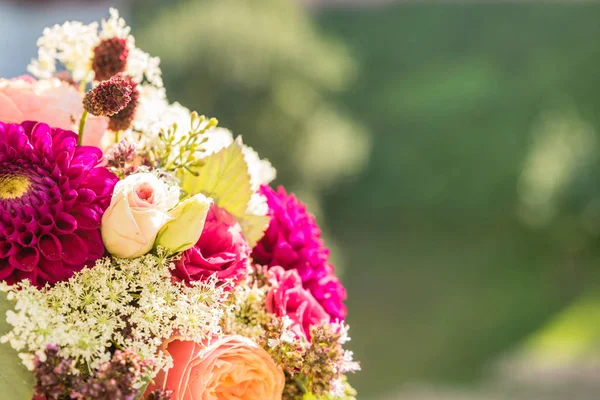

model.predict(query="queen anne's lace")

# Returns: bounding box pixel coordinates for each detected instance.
[0,253,229,375]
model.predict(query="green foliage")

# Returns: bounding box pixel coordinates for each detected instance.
[180,138,252,216]
[0,292,34,400]
[156,112,217,175]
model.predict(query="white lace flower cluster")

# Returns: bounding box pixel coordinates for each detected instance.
[28,8,162,87]
[221,279,297,351]
[0,253,229,375]
[222,281,270,340]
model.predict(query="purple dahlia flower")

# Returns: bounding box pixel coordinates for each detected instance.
[0,121,118,286]
[252,185,347,321]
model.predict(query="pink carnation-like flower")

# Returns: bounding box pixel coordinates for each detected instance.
[0,76,109,148]
[252,185,348,321]
[0,121,118,286]
[146,335,284,400]
[172,203,250,285]
[266,266,329,341]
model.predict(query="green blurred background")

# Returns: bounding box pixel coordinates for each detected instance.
[131,1,600,398]
[7,0,600,397]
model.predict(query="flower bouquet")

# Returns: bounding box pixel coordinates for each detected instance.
[0,9,359,400]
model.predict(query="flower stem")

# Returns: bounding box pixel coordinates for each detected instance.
[78,110,89,146]
[79,79,87,93]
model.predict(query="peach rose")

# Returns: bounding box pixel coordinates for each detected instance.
[146,335,285,400]
[0,76,109,148]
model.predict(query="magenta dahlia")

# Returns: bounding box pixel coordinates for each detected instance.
[0,121,118,286]
[252,185,347,321]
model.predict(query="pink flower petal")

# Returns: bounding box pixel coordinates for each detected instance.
[58,234,87,265]
[9,247,39,272]
[38,233,62,261]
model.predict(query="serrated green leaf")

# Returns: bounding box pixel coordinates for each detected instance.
[180,137,252,218]
[239,213,270,248]
[0,292,34,400]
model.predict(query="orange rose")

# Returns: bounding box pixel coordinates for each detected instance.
[0,76,109,148]
[146,335,285,400]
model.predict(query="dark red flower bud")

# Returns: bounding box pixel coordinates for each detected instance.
[92,37,129,81]
[83,74,132,117]
[109,76,139,131]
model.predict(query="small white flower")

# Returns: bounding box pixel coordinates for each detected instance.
[0,253,229,377]
[100,8,131,39]
[28,21,100,82]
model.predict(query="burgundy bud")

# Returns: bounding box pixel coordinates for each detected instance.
[83,75,133,117]
[92,37,129,81]
[109,76,139,131]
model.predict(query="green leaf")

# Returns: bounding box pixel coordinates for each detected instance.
[180,137,252,218]
[238,213,270,248]
[0,292,34,400]
[179,137,270,244]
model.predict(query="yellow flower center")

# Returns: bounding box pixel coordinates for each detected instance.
[0,174,31,199]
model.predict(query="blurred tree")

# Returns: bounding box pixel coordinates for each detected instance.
[317,3,600,397]
[134,1,600,398]
[134,0,370,203]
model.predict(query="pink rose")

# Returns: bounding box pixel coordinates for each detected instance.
[146,335,285,400]
[101,172,180,258]
[172,204,250,284]
[266,266,329,341]
[0,76,109,148]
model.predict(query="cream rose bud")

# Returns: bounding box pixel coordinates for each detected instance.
[101,173,180,258]
[155,194,213,253]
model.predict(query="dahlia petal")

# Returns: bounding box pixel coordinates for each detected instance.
[38,233,62,261]
[55,150,71,171]
[72,146,102,170]
[75,229,104,259]
[7,124,28,150]
[0,239,19,257]
[49,196,63,214]
[273,237,298,265]
[38,214,55,233]
[9,247,39,272]
[0,259,14,280]
[83,167,119,198]
[38,257,68,282]
[54,212,77,234]
[30,125,52,157]
[71,206,100,230]
[50,129,77,157]
[61,189,78,209]
[66,165,85,187]
[76,188,96,204]
[18,231,36,246]
[58,234,87,265]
